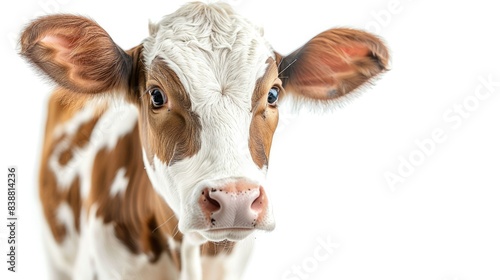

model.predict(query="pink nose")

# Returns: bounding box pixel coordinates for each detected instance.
[199,180,268,229]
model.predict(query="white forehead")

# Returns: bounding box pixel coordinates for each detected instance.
[143,2,274,112]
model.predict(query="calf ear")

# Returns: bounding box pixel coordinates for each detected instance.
[278,28,389,103]
[20,15,133,94]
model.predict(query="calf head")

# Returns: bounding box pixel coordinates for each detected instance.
[21,2,388,243]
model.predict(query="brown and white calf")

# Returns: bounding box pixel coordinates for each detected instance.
[20,2,388,279]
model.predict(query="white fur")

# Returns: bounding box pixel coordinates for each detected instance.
[180,233,204,280]
[109,167,129,197]
[42,205,74,278]
[56,203,79,265]
[142,1,276,241]
[72,209,93,280]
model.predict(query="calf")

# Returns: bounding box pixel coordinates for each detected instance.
[20,2,388,279]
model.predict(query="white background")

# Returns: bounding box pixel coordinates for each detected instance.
[1,0,500,279]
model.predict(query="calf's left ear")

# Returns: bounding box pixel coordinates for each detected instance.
[278,28,389,102]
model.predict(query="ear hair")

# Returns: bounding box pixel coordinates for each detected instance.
[277,28,389,111]
[20,14,133,94]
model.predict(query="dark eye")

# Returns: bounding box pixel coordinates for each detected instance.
[267,87,279,106]
[149,88,167,108]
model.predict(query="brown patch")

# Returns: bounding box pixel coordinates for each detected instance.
[39,168,66,243]
[71,117,99,148]
[58,149,72,166]
[279,28,389,100]
[67,177,82,232]
[249,58,282,168]
[139,58,201,165]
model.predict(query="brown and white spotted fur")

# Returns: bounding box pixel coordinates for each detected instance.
[20,2,389,279]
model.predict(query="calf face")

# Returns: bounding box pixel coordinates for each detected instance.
[21,2,388,243]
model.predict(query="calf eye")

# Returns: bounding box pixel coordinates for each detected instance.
[267,87,279,106]
[149,88,167,108]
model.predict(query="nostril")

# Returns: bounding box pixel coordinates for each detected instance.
[201,189,220,212]
[250,187,266,213]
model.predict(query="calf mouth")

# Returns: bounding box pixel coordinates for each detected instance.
[201,228,255,242]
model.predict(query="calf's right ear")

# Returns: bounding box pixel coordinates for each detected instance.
[20,14,135,94]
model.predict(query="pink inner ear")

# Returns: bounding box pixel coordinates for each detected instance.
[338,45,371,59]
[40,34,70,48]
[40,34,72,62]
[286,39,383,99]
[296,43,370,85]
[311,44,372,81]
[37,33,104,92]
